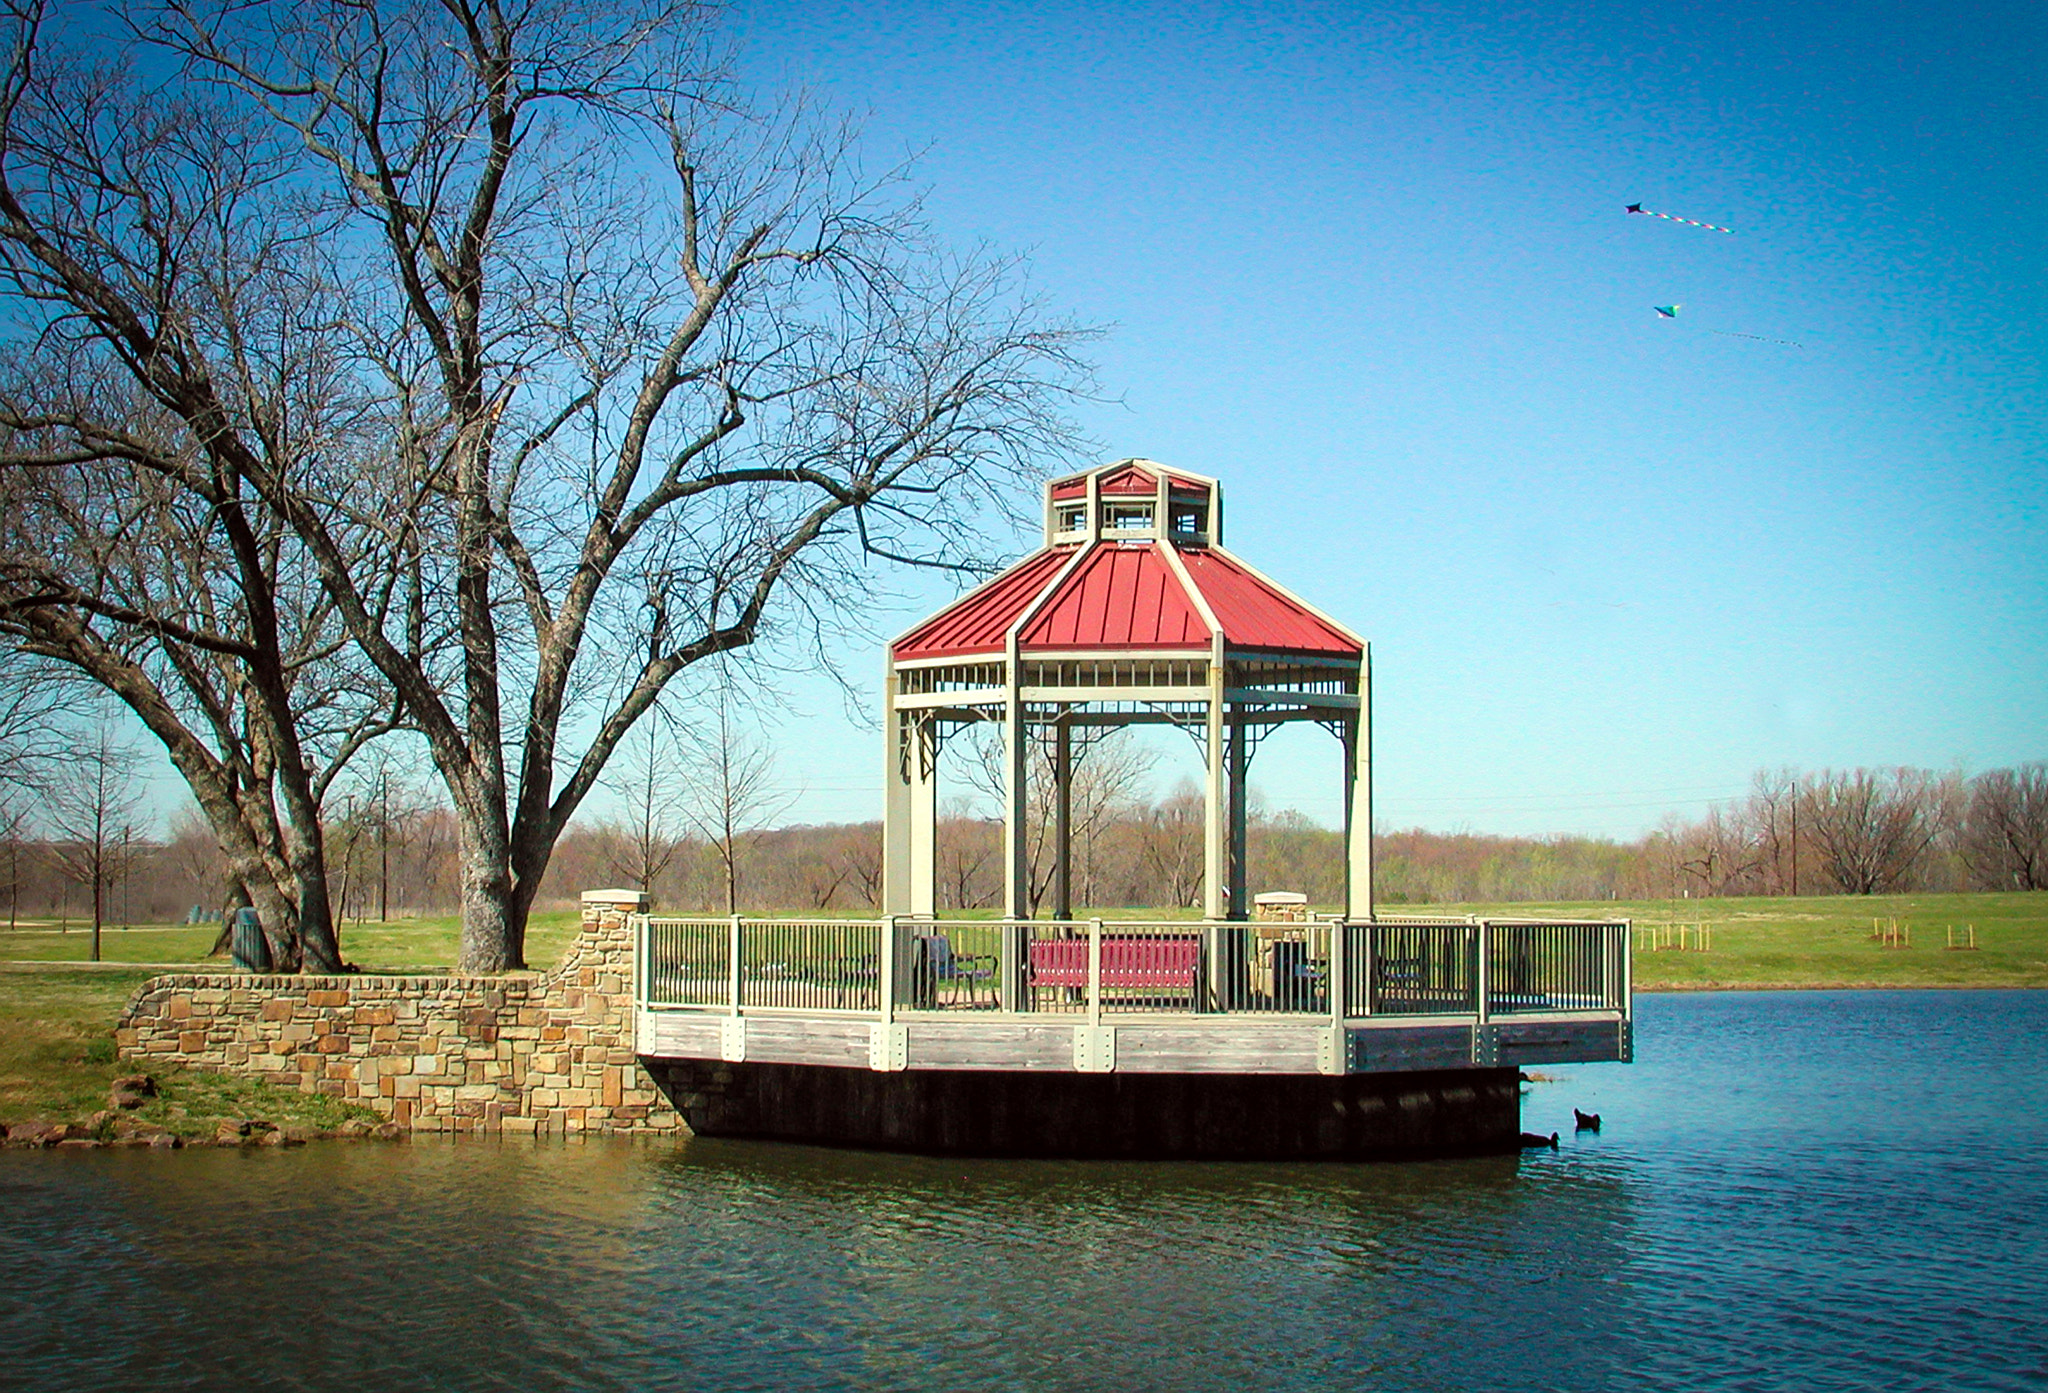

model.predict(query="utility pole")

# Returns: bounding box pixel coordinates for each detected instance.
[1790,776,1799,897]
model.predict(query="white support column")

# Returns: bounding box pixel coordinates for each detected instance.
[1203,645,1228,921]
[908,714,937,918]
[881,663,914,915]
[1003,648,1030,920]
[1344,645,1374,922]
[1053,719,1073,920]
[1227,716,1249,920]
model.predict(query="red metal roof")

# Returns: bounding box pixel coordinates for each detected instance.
[1176,549,1360,657]
[1019,545,1208,650]
[892,542,1360,662]
[890,547,1075,660]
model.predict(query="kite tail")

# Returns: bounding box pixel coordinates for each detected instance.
[1706,329,1804,348]
[1626,204,1734,234]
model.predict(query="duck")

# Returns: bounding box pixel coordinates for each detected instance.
[1574,1109,1601,1132]
[1519,1131,1559,1149]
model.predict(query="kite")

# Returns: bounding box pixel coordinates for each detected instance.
[1651,304,1802,348]
[1626,202,1733,234]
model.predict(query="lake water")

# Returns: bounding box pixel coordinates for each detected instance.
[3,990,2045,1392]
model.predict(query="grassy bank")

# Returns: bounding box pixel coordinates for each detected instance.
[1401,891,2048,990]
[0,965,381,1138]
[2,891,2040,1134]
[0,910,583,1136]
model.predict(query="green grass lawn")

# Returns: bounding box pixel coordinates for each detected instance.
[0,965,161,1124]
[1388,891,2048,990]
[0,964,380,1136]
[0,910,583,1132]
[0,908,586,974]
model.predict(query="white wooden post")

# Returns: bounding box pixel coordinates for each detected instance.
[1475,919,1491,1027]
[1620,920,1633,1018]
[635,909,650,1011]
[726,914,743,1015]
[909,716,936,918]
[1329,913,1349,1027]
[1344,645,1374,921]
[1087,917,1104,1028]
[878,916,898,1024]
[1203,644,1227,921]
[1227,717,1249,920]
[882,663,913,915]
[1003,645,1029,921]
[1054,720,1073,920]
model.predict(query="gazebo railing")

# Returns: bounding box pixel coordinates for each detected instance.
[641,914,1630,1024]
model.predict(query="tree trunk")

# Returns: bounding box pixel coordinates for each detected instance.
[455,817,522,973]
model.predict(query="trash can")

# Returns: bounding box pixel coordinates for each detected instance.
[230,906,271,973]
[1271,939,1311,1011]
[906,934,937,1010]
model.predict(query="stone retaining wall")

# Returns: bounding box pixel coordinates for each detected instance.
[115,891,679,1136]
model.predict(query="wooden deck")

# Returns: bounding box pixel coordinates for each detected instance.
[634,915,1633,1077]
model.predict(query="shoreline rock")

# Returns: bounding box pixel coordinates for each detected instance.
[1,1114,406,1150]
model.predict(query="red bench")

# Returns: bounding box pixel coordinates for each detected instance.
[1028,936,1201,1002]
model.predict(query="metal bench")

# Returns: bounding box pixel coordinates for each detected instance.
[1028,936,1201,1007]
[910,933,998,1009]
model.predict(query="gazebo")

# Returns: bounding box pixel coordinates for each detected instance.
[882,459,1370,922]
[627,455,1633,1159]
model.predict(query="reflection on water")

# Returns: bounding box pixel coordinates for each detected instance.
[2,991,2044,1392]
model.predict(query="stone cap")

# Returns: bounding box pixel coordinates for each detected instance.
[581,888,650,909]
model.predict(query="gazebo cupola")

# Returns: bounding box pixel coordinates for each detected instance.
[883,458,1370,923]
[1045,459,1219,545]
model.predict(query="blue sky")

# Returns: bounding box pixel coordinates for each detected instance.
[73,0,2033,840]
[708,0,2045,839]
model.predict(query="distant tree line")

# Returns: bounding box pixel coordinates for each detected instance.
[555,759,2048,909]
[1645,766,2048,899]
[3,749,2040,936]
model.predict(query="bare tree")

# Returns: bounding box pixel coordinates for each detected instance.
[0,654,73,794]
[1743,768,1804,895]
[0,1,1090,969]
[1136,779,1206,911]
[41,713,143,959]
[1799,768,1942,895]
[0,357,398,971]
[598,718,691,898]
[964,725,1156,914]
[0,795,26,928]
[1666,804,1764,897]
[936,797,998,910]
[161,802,231,930]
[680,687,796,915]
[831,823,883,911]
[1962,764,2048,891]
[0,654,64,931]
